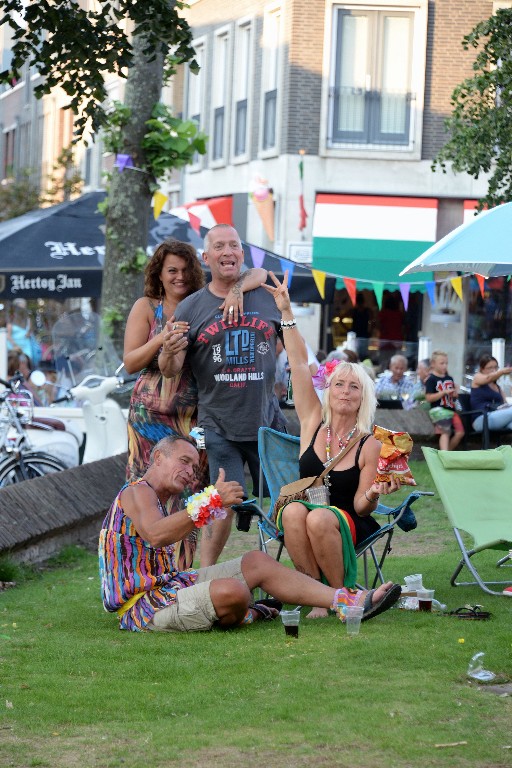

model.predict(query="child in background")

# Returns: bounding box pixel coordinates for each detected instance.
[425,350,465,451]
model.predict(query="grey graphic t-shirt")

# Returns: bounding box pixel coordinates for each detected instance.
[174,285,281,441]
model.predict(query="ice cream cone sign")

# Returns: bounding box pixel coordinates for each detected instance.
[250,176,275,242]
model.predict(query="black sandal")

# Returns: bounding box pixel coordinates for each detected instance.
[448,605,492,620]
[251,602,280,621]
[253,598,283,612]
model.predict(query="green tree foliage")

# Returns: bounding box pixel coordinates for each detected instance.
[0,0,198,137]
[44,147,83,204]
[433,8,512,210]
[0,172,41,221]
[0,1,206,350]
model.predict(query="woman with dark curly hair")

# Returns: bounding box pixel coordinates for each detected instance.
[123,239,264,569]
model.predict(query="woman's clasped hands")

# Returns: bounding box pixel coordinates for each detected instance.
[161,316,190,356]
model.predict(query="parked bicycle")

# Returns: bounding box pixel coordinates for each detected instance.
[0,374,68,486]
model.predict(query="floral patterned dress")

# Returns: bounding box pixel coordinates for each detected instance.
[126,299,208,569]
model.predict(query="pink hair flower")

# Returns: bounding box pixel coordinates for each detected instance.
[311,360,342,390]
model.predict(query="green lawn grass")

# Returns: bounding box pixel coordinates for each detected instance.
[1,461,511,768]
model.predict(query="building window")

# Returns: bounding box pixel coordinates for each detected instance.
[3,127,16,178]
[261,6,281,152]
[211,30,230,162]
[186,39,206,166]
[330,6,414,148]
[233,20,252,158]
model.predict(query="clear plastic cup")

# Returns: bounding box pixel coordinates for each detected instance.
[345,605,364,636]
[280,609,301,638]
[404,574,423,592]
[416,588,435,612]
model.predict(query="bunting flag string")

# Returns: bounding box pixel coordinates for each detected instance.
[343,277,357,306]
[279,259,294,286]
[399,283,410,311]
[373,282,385,310]
[249,244,265,270]
[311,269,326,299]
[425,282,436,307]
[115,153,134,172]
[162,191,501,301]
[152,191,168,220]
[450,276,463,301]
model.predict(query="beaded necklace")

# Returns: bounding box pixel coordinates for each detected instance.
[324,423,357,464]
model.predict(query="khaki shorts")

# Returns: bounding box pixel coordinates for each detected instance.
[148,556,246,633]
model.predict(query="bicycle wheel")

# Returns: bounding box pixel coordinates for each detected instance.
[0,452,68,486]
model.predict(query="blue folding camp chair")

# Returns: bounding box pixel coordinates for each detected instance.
[233,427,433,590]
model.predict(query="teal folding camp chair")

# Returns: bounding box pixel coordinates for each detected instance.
[423,445,512,595]
[234,427,433,590]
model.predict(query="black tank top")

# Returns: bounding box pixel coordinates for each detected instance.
[299,424,380,544]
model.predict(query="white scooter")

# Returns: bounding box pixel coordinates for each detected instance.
[68,372,128,463]
[30,368,129,464]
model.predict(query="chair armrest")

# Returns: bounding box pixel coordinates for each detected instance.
[374,490,434,517]
[374,490,434,532]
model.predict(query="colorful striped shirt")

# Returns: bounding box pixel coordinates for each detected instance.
[98,479,198,631]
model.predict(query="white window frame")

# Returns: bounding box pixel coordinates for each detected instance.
[320,0,428,160]
[258,2,283,159]
[231,15,255,165]
[185,35,207,173]
[209,24,232,169]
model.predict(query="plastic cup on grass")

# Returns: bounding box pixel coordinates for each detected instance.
[280,608,300,638]
[345,605,364,636]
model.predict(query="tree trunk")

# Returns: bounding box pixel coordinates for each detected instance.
[101,32,164,354]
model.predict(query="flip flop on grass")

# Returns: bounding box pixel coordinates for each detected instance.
[361,583,402,622]
[448,605,492,620]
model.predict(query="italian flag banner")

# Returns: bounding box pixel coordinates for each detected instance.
[312,194,437,289]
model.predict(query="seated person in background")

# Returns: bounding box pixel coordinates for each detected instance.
[408,358,430,408]
[263,271,401,620]
[98,435,401,632]
[425,350,464,451]
[375,354,415,409]
[416,359,430,386]
[470,354,512,433]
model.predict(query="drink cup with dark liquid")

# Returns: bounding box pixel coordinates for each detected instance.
[280,609,300,638]
[416,589,435,612]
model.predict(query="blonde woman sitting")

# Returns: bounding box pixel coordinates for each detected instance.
[265,272,401,619]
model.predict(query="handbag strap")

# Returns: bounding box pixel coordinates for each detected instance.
[315,432,369,482]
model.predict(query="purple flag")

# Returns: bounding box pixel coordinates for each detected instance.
[249,245,265,269]
[399,283,410,311]
[116,154,134,172]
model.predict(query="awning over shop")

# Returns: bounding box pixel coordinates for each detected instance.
[0,192,330,303]
[312,194,436,290]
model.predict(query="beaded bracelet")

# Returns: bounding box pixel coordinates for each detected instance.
[364,489,379,504]
[185,486,227,528]
[280,319,297,329]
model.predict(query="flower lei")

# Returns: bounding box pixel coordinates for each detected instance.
[311,359,343,390]
[185,486,227,528]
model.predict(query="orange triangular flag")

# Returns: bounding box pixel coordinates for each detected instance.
[312,269,326,300]
[450,276,463,301]
[476,274,486,299]
[343,277,357,306]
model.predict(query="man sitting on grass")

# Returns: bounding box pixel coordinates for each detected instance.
[99,435,401,632]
